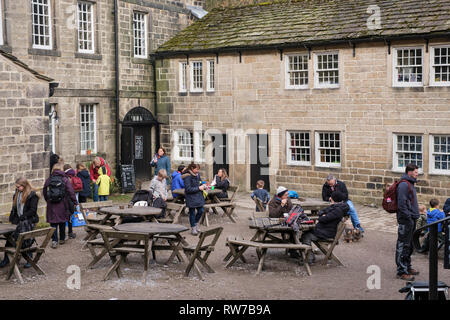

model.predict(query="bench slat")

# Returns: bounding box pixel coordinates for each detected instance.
[228,239,311,250]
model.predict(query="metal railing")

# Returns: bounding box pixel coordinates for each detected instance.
[412,215,450,300]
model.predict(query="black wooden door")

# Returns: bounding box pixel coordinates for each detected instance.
[212,133,229,175]
[121,126,133,165]
[133,126,151,180]
[249,134,270,192]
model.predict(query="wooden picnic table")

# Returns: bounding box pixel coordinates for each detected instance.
[292,198,330,215]
[172,188,223,202]
[0,224,16,243]
[113,222,189,264]
[98,206,162,225]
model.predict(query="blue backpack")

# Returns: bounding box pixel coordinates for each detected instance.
[288,190,299,199]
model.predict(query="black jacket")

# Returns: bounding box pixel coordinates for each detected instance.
[9,191,40,225]
[443,198,450,215]
[214,175,229,198]
[322,180,349,202]
[182,170,205,209]
[313,202,349,240]
[77,169,92,197]
[396,174,420,223]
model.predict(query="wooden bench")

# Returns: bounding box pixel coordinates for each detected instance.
[156,202,185,224]
[312,218,347,266]
[201,202,236,226]
[225,238,313,276]
[218,185,239,203]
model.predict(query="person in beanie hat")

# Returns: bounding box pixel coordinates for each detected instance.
[268,186,293,218]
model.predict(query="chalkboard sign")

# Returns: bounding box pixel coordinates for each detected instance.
[120,164,136,193]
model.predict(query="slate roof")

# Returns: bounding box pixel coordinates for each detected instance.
[156,0,450,55]
[0,49,53,82]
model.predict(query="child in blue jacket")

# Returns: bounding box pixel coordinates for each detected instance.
[427,198,446,233]
[171,165,185,198]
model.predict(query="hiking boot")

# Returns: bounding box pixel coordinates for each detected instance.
[68,233,76,239]
[51,241,58,249]
[397,274,415,281]
[59,240,65,245]
[408,268,420,275]
[0,256,10,268]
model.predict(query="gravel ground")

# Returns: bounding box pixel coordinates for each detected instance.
[0,202,449,300]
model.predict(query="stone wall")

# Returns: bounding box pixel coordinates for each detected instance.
[0,54,50,217]
[156,39,450,206]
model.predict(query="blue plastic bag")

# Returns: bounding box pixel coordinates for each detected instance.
[288,190,299,199]
[70,211,86,227]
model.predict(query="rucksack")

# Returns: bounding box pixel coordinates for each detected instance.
[382,179,413,213]
[47,175,66,203]
[70,176,83,192]
[283,205,313,232]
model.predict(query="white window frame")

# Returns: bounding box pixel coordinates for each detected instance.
[315,131,341,168]
[429,134,450,175]
[190,61,203,92]
[133,11,148,59]
[179,61,187,93]
[285,54,309,89]
[31,0,52,50]
[206,60,215,92]
[392,134,424,173]
[80,104,97,155]
[0,0,4,46]
[194,130,205,163]
[314,52,339,89]
[173,130,194,161]
[77,1,95,54]
[286,131,311,166]
[430,45,450,87]
[393,47,424,87]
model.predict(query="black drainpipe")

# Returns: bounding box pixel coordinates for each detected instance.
[114,0,120,178]
[151,55,160,151]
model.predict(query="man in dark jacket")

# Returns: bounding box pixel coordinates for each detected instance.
[301,191,350,262]
[395,163,420,281]
[322,175,364,233]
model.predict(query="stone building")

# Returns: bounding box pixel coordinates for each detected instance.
[0,0,203,215]
[0,49,52,216]
[154,0,450,205]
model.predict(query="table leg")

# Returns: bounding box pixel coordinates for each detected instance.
[256,249,267,275]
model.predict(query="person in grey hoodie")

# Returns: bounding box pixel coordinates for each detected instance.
[395,163,420,281]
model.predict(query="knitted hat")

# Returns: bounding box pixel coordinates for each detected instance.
[276,186,288,197]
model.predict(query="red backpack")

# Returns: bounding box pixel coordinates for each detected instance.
[382,179,413,213]
[70,176,83,192]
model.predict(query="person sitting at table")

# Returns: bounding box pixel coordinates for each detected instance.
[211,168,230,199]
[182,163,206,236]
[0,177,40,268]
[322,174,364,233]
[268,186,293,218]
[301,191,350,263]
[171,165,185,198]
[149,169,168,218]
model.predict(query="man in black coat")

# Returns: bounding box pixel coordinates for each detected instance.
[395,163,420,281]
[301,191,349,262]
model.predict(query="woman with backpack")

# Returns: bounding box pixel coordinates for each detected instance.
[182,163,206,236]
[43,163,78,249]
[0,177,40,268]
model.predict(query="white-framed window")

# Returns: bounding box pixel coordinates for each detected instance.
[133,11,147,58]
[77,1,95,54]
[429,135,450,175]
[80,104,97,154]
[315,132,341,167]
[285,54,308,89]
[286,131,311,166]
[430,46,450,86]
[207,60,215,92]
[179,61,187,93]
[31,0,52,49]
[194,130,206,163]
[314,52,339,88]
[190,61,203,92]
[393,134,423,172]
[393,47,423,87]
[0,0,4,46]
[174,130,193,161]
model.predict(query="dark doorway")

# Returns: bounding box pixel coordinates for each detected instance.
[121,107,158,181]
[249,134,270,192]
[211,133,229,176]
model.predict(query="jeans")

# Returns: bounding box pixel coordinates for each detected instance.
[51,223,66,242]
[347,200,364,231]
[189,207,204,227]
[99,195,108,201]
[93,184,99,202]
[395,219,416,275]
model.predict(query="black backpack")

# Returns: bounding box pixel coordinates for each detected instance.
[47,175,66,203]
